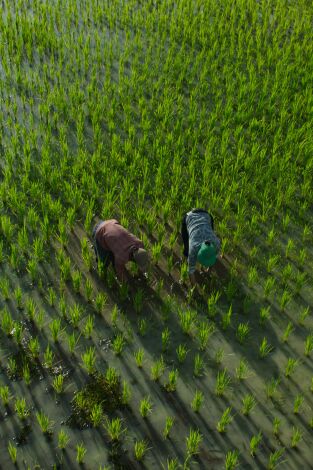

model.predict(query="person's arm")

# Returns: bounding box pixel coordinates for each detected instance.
[114,261,128,283]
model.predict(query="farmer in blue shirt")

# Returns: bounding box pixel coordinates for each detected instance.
[181,208,221,285]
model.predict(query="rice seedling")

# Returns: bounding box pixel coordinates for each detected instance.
[133,289,144,313]
[49,318,63,343]
[134,349,144,368]
[176,344,189,363]
[281,322,294,343]
[0,385,11,406]
[1,307,14,336]
[164,458,179,470]
[279,289,291,312]
[36,411,54,434]
[134,439,150,461]
[25,298,37,322]
[151,356,165,381]
[163,416,175,439]
[58,429,70,450]
[14,286,23,309]
[0,277,10,300]
[83,315,94,339]
[28,337,40,359]
[67,331,80,355]
[263,278,275,300]
[12,322,24,345]
[304,333,313,356]
[241,394,257,416]
[290,427,302,448]
[221,304,232,331]
[76,443,87,464]
[138,317,148,336]
[46,287,57,307]
[225,450,239,470]
[22,364,31,386]
[266,377,281,400]
[104,417,126,441]
[298,306,310,326]
[193,353,204,377]
[198,321,215,350]
[215,369,231,396]
[52,375,64,394]
[215,348,225,365]
[267,448,285,470]
[69,304,82,328]
[162,327,171,352]
[259,337,273,359]
[139,396,152,418]
[293,394,304,414]
[15,397,30,421]
[84,278,93,302]
[111,304,119,327]
[95,292,107,314]
[112,333,126,355]
[185,428,202,457]
[285,358,299,378]
[235,359,251,380]
[191,390,204,413]
[217,407,233,433]
[121,380,132,406]
[236,322,250,344]
[207,290,221,318]
[72,270,82,293]
[178,308,197,336]
[165,369,179,392]
[250,431,262,457]
[81,347,96,374]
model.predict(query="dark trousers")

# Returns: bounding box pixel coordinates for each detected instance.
[181,209,214,258]
[92,222,115,268]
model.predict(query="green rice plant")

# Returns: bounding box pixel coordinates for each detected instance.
[198,321,215,350]
[46,287,57,307]
[294,271,307,294]
[139,396,152,418]
[162,327,171,352]
[207,290,221,318]
[25,298,36,321]
[76,443,87,464]
[44,344,54,368]
[285,358,299,378]
[217,407,233,433]
[95,292,107,314]
[281,263,293,284]
[134,349,144,368]
[49,318,63,343]
[90,403,102,427]
[282,322,294,343]
[121,380,132,405]
[60,256,71,281]
[8,441,17,464]
[27,258,39,283]
[111,304,119,327]
[164,458,179,470]
[241,394,257,416]
[14,287,23,309]
[58,296,67,318]
[133,289,144,313]
[273,417,281,437]
[0,385,11,406]
[0,277,10,300]
[69,304,82,328]
[112,333,126,355]
[151,356,165,381]
[267,255,279,273]
[299,248,307,264]
[15,397,30,420]
[191,390,204,413]
[215,369,231,396]
[165,369,179,392]
[28,336,40,359]
[236,322,250,344]
[250,431,262,457]
[83,315,94,339]
[290,427,302,448]
[119,282,129,302]
[134,439,150,461]
[81,347,96,374]
[152,242,162,264]
[247,266,258,287]
[67,331,80,354]
[279,289,291,312]
[267,448,285,470]
[105,367,119,388]
[72,270,82,293]
[1,307,14,336]
[12,322,24,345]
[293,394,304,414]
[221,304,232,331]
[259,337,273,359]
[176,344,189,363]
[180,261,189,283]
[104,417,126,441]
[298,306,310,326]
[163,416,175,439]
[138,318,148,336]
[215,347,225,365]
[85,279,93,302]
[225,450,239,470]
[58,429,70,450]
[265,377,280,400]
[185,428,202,457]
[235,359,251,380]
[52,375,64,394]
[263,277,275,299]
[193,353,204,377]
[36,411,54,434]
[179,308,197,336]
[35,309,45,330]
[304,333,313,356]
[22,364,31,386]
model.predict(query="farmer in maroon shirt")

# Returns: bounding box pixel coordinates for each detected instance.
[92,220,149,282]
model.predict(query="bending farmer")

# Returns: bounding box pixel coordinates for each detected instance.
[181,208,221,285]
[92,219,149,283]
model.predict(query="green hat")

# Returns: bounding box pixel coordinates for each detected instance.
[197,242,217,267]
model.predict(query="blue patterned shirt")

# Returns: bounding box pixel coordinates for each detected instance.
[186,211,221,274]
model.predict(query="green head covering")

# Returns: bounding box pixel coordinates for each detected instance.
[197,242,217,267]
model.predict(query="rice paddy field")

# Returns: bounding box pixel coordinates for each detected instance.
[0,0,313,468]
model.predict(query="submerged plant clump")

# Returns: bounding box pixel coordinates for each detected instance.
[68,372,123,428]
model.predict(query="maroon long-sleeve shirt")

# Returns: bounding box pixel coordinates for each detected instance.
[95,219,144,280]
